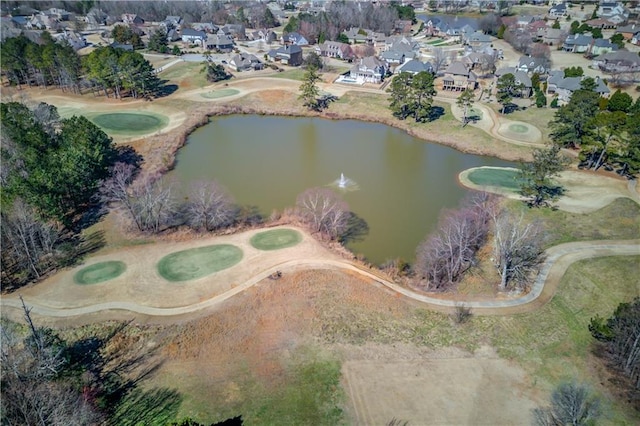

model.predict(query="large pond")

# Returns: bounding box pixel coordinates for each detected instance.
[169,115,515,264]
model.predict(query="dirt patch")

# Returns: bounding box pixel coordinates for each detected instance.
[342,351,541,425]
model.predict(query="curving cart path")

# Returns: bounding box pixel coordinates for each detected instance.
[1,239,638,319]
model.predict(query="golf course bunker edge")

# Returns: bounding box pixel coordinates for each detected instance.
[157,244,243,282]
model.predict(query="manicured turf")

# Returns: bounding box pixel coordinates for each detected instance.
[91,112,168,135]
[201,88,240,99]
[467,167,522,191]
[509,123,529,134]
[74,261,127,285]
[157,244,243,282]
[250,229,303,251]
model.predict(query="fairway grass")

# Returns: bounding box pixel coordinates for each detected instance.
[250,229,302,251]
[157,244,243,282]
[74,261,127,285]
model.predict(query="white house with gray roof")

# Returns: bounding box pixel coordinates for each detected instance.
[349,56,388,84]
[395,59,433,75]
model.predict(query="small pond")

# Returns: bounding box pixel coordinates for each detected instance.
[168,115,515,264]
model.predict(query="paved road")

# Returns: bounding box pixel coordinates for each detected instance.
[2,240,637,319]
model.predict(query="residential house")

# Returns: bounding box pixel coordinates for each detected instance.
[344,27,372,44]
[53,30,87,50]
[592,50,640,73]
[315,41,354,60]
[597,2,629,21]
[349,56,388,84]
[547,72,610,102]
[45,8,71,21]
[585,18,617,30]
[121,14,144,26]
[110,42,133,51]
[495,67,533,98]
[268,45,303,66]
[563,34,594,53]
[249,29,277,44]
[282,32,309,46]
[548,3,568,18]
[615,23,639,40]
[192,22,218,33]
[182,28,207,46]
[394,19,412,34]
[395,59,434,75]
[26,13,59,30]
[516,56,549,75]
[442,61,478,91]
[222,24,246,40]
[229,53,262,71]
[588,38,618,56]
[461,52,494,74]
[10,15,29,28]
[465,31,492,51]
[164,15,182,29]
[632,32,640,46]
[205,34,234,52]
[383,35,420,52]
[542,28,564,46]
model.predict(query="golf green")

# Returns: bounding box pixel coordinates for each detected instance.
[91,112,168,134]
[157,244,243,282]
[200,88,240,99]
[250,229,303,251]
[74,261,127,285]
[509,123,529,134]
[467,167,522,191]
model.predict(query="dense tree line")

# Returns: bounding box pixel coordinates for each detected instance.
[82,46,161,99]
[1,102,117,288]
[1,33,82,93]
[550,78,640,177]
[1,34,162,99]
[387,71,437,122]
[590,298,640,403]
[284,2,400,44]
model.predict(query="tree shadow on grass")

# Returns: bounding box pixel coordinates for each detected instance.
[155,80,179,98]
[64,320,183,424]
[428,106,445,121]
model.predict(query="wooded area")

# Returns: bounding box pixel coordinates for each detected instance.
[1,33,162,99]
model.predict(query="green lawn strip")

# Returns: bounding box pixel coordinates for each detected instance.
[250,229,302,251]
[157,244,243,282]
[269,69,307,81]
[506,197,640,247]
[158,61,201,80]
[467,167,522,191]
[74,261,127,285]
[200,88,240,99]
[490,256,640,423]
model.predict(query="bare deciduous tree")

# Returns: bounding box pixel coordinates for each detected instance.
[533,381,601,426]
[296,187,350,240]
[184,181,237,232]
[1,298,102,425]
[1,198,62,282]
[100,162,176,233]
[431,47,448,75]
[492,212,545,291]
[416,192,497,291]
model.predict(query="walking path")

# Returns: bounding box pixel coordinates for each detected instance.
[1,233,637,319]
